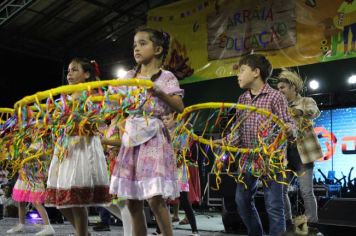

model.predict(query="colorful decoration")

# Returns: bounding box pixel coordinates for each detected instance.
[0,79,154,181]
[175,102,290,188]
[2,80,291,189]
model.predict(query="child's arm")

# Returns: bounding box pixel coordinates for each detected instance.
[100,114,123,147]
[273,93,296,138]
[101,138,121,147]
[150,83,184,113]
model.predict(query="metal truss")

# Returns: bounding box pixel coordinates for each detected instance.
[0,0,34,26]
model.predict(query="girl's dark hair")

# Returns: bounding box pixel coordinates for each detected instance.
[238,54,272,82]
[133,66,162,82]
[70,58,100,82]
[134,27,170,81]
[135,26,170,63]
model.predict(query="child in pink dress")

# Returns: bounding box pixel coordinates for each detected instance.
[110,27,184,236]
[7,139,55,235]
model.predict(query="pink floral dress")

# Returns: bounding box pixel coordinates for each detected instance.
[110,70,184,200]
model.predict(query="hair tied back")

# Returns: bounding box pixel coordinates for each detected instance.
[91,60,101,77]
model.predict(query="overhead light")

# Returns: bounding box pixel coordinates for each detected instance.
[116,68,127,78]
[309,80,319,90]
[111,35,118,42]
[348,75,356,84]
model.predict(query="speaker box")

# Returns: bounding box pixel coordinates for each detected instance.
[319,198,356,226]
[318,198,356,236]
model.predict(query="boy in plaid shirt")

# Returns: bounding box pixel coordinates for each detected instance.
[218,54,295,236]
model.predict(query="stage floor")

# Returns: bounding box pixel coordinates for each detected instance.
[0,216,246,236]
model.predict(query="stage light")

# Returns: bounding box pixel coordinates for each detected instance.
[27,210,41,219]
[116,68,127,78]
[29,213,40,219]
[309,80,319,90]
[348,75,356,84]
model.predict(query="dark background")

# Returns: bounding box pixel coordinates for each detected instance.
[0,0,355,109]
[1,48,355,109]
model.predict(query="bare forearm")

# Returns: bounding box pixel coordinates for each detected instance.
[157,93,184,113]
[101,138,121,147]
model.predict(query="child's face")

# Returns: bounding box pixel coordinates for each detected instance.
[161,113,175,129]
[67,62,89,85]
[133,32,159,64]
[236,64,259,89]
[277,81,295,101]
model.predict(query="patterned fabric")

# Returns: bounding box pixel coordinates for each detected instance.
[12,142,49,204]
[12,178,46,203]
[122,116,160,147]
[170,125,190,192]
[177,159,189,192]
[45,186,109,207]
[110,127,179,200]
[288,95,323,164]
[46,136,111,208]
[125,69,184,115]
[235,84,294,173]
[104,114,121,174]
[109,70,183,200]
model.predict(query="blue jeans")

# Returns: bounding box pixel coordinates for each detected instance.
[235,173,285,236]
[99,207,111,225]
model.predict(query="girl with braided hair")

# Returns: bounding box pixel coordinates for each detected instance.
[109,27,184,236]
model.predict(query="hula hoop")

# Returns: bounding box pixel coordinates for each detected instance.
[178,102,287,153]
[14,79,153,108]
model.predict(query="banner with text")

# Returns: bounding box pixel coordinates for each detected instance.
[148,0,356,84]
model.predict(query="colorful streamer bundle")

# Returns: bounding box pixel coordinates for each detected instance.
[0,79,154,179]
[0,108,14,125]
[175,102,290,188]
[1,80,292,189]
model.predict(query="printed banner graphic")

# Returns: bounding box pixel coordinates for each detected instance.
[148,0,356,84]
[207,0,296,60]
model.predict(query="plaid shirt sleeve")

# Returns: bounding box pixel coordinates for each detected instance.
[271,92,296,131]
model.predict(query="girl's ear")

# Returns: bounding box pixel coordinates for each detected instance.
[154,45,163,56]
